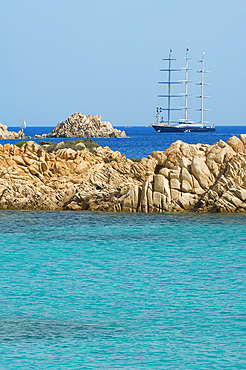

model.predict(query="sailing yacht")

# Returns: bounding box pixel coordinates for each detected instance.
[20,121,27,130]
[152,49,215,133]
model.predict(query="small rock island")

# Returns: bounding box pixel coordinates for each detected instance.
[0,135,246,212]
[0,123,25,140]
[35,113,127,138]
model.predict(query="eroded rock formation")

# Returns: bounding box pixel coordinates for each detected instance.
[35,113,127,138]
[0,135,246,212]
[0,123,25,140]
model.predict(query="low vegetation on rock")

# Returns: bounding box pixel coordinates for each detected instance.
[37,139,100,154]
[16,141,27,148]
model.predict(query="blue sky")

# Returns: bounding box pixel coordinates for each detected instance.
[1,0,245,127]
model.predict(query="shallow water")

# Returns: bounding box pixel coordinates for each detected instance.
[0,210,245,368]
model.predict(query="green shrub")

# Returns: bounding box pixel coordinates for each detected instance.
[130,157,141,162]
[16,141,27,148]
[82,139,100,149]
[39,141,53,146]
[40,139,101,154]
[75,139,84,143]
[45,144,58,153]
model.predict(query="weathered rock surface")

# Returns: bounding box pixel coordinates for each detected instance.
[0,135,246,212]
[36,113,127,138]
[0,123,25,140]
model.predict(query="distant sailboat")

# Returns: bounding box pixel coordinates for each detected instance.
[20,121,26,130]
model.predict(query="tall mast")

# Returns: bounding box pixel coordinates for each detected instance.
[157,49,182,125]
[179,48,192,123]
[196,52,210,127]
[167,49,172,123]
[184,49,191,122]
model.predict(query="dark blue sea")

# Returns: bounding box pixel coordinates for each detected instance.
[5,125,246,158]
[1,127,245,368]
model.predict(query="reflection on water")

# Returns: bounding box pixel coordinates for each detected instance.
[0,318,122,342]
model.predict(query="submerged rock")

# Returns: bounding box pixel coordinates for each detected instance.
[0,135,246,212]
[36,113,128,139]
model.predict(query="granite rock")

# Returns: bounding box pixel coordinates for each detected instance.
[0,135,246,212]
[37,113,128,139]
[0,123,25,140]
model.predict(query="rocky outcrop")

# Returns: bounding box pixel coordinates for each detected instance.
[0,123,25,140]
[36,113,127,138]
[0,135,246,212]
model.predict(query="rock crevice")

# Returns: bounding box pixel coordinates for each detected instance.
[0,123,25,140]
[0,135,246,212]
[35,113,127,138]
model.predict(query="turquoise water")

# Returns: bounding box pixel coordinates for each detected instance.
[0,211,245,369]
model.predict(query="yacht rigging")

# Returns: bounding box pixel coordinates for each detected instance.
[152,49,215,133]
